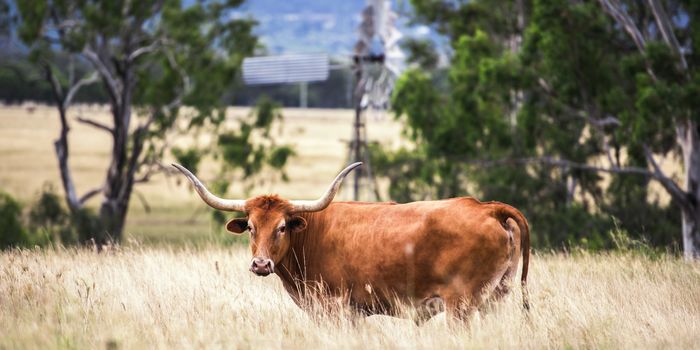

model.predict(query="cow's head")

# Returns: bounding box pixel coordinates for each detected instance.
[173,163,361,277]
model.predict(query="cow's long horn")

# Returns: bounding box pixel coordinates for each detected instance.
[290,162,362,212]
[172,164,246,212]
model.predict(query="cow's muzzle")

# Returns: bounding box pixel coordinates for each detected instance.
[250,257,274,276]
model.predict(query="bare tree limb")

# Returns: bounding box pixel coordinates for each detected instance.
[133,190,152,213]
[162,45,192,113]
[643,145,691,211]
[76,117,114,134]
[591,115,621,128]
[82,46,122,105]
[647,0,688,72]
[599,0,647,53]
[467,153,691,210]
[128,40,160,62]
[598,0,659,81]
[64,71,99,109]
[465,156,654,176]
[43,63,82,212]
[53,139,81,211]
[119,112,157,201]
[54,19,80,30]
[44,63,64,102]
[79,187,103,205]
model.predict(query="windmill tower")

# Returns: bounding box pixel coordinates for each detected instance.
[349,0,405,201]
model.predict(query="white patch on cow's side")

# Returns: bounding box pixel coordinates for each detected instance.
[404,243,414,255]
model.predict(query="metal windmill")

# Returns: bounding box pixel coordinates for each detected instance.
[349,0,405,201]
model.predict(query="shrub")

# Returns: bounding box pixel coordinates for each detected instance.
[28,184,102,245]
[0,191,30,248]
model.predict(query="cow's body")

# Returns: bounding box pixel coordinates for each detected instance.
[267,197,529,319]
[174,162,530,321]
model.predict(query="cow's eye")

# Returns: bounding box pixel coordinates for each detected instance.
[279,225,286,233]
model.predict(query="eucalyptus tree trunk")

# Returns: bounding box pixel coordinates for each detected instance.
[97,63,140,244]
[678,121,700,259]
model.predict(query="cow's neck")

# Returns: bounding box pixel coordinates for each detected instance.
[276,211,325,292]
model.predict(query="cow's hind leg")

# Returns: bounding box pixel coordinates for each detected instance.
[443,279,501,326]
[441,288,484,326]
[490,267,514,303]
[443,296,477,326]
[413,296,444,326]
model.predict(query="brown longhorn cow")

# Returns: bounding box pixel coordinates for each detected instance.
[173,162,530,322]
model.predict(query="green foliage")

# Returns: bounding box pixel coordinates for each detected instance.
[27,184,101,245]
[0,191,31,248]
[216,96,294,191]
[0,186,99,249]
[370,143,447,202]
[172,147,204,176]
[28,185,70,243]
[608,228,666,260]
[13,0,268,241]
[401,38,439,70]
[174,96,294,226]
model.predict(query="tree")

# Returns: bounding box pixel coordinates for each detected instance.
[526,0,699,258]
[383,0,698,257]
[14,0,259,244]
[384,0,617,249]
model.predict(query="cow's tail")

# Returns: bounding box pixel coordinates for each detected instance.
[496,205,530,311]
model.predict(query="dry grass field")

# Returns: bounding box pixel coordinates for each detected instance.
[2,105,700,349]
[1,247,699,349]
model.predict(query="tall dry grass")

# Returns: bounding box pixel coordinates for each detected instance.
[2,246,699,349]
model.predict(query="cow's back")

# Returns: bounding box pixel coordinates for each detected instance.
[289,198,516,311]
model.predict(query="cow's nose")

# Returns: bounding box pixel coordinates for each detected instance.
[250,257,274,276]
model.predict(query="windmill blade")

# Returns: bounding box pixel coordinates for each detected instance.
[384,46,406,77]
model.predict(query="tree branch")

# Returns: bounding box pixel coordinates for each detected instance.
[63,71,99,109]
[128,40,160,62]
[466,156,654,176]
[599,0,648,53]
[642,145,691,211]
[133,190,152,213]
[598,0,661,81]
[78,187,103,205]
[44,63,83,212]
[53,139,81,212]
[76,117,114,134]
[133,161,163,184]
[162,46,192,113]
[82,46,122,105]
[119,117,155,201]
[647,0,688,72]
[466,153,690,210]
[44,63,64,103]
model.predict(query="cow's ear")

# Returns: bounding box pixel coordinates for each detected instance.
[226,218,249,235]
[287,216,307,233]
